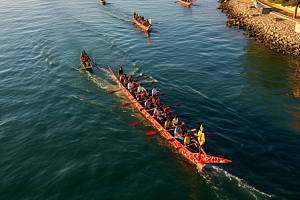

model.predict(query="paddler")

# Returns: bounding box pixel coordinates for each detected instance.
[80,50,86,60]
[164,118,172,130]
[83,53,90,67]
[152,87,158,96]
[172,116,179,126]
[174,125,184,141]
[137,84,143,93]
[184,133,191,147]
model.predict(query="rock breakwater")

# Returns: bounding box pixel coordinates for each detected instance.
[218,0,300,57]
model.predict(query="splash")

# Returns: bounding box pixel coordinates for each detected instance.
[204,166,276,198]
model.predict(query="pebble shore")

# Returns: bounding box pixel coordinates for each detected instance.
[218,0,300,58]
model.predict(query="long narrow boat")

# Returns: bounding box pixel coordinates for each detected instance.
[80,57,93,69]
[179,0,193,6]
[134,18,151,31]
[108,66,231,168]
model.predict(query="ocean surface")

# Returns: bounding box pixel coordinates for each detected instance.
[1,0,300,199]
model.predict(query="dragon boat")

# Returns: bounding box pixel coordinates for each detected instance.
[133,18,151,31]
[108,66,231,168]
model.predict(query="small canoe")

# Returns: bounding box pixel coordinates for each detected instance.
[80,57,93,69]
[108,66,231,169]
[134,18,151,31]
[179,0,193,6]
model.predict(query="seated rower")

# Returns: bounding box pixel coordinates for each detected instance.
[164,118,172,130]
[155,97,164,108]
[141,16,144,21]
[172,116,179,126]
[144,98,152,110]
[124,77,129,87]
[120,74,124,83]
[128,81,134,90]
[83,53,90,66]
[137,84,143,93]
[152,87,158,96]
[80,50,86,60]
[164,106,172,119]
[145,19,149,26]
[133,12,136,17]
[184,133,191,147]
[174,126,184,141]
[143,89,150,99]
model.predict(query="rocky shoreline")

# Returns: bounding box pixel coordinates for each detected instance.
[218,0,300,58]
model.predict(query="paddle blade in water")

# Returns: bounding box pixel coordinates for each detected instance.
[207,135,215,137]
[159,93,166,96]
[129,121,141,125]
[145,131,158,135]
[122,103,132,107]
[108,91,117,94]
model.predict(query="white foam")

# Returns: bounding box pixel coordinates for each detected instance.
[204,166,275,198]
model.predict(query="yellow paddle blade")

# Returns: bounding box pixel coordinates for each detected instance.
[149,17,151,24]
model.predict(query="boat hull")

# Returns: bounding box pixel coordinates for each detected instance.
[179,0,193,6]
[108,66,231,167]
[80,58,93,69]
[133,18,151,31]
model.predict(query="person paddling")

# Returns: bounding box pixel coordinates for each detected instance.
[83,53,90,67]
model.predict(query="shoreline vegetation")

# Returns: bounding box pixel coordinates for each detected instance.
[218,0,300,58]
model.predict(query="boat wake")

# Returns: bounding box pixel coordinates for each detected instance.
[200,165,275,199]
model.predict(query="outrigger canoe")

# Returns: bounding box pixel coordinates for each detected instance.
[134,18,151,31]
[108,66,231,169]
[80,57,93,69]
[179,0,193,6]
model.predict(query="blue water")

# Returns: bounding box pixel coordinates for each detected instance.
[1,0,300,199]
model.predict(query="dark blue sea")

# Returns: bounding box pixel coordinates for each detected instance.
[1,0,300,199]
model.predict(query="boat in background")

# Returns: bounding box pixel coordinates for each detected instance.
[100,0,105,5]
[80,57,93,70]
[108,66,231,169]
[133,18,151,31]
[179,0,193,6]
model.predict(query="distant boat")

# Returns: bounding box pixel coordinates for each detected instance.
[179,0,193,6]
[100,0,105,5]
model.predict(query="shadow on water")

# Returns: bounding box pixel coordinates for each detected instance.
[239,41,300,133]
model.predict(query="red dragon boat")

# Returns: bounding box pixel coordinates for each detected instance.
[108,66,231,169]
[134,18,151,31]
[179,0,193,6]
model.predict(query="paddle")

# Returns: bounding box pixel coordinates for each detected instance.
[167,104,181,107]
[135,76,151,82]
[185,121,204,124]
[132,23,136,25]
[90,59,103,69]
[129,118,148,125]
[77,64,82,69]
[145,129,175,135]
